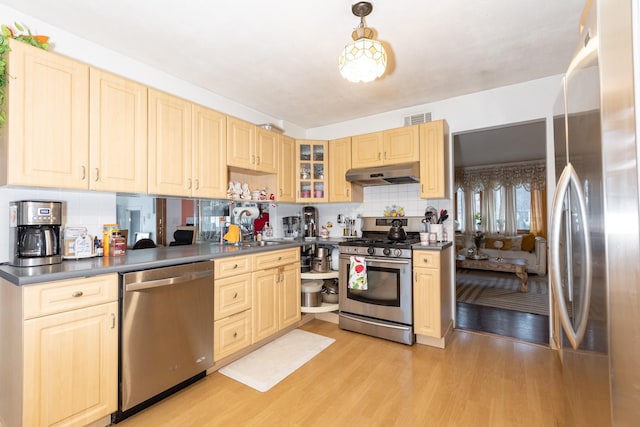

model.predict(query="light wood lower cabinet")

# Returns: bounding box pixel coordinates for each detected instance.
[412,247,453,348]
[213,248,301,361]
[252,249,301,343]
[0,274,118,427]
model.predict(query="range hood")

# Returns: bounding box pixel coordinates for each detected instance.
[345,162,420,186]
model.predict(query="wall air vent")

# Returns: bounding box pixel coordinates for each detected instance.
[403,112,431,126]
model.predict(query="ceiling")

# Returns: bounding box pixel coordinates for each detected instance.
[2,0,584,130]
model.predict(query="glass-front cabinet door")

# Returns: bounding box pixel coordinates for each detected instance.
[296,140,328,203]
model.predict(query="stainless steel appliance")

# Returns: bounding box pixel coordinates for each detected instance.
[114,261,214,422]
[549,1,640,424]
[345,162,420,186]
[338,216,423,345]
[302,206,318,238]
[282,215,301,238]
[8,200,62,267]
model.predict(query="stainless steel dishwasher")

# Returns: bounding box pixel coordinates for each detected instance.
[114,260,214,422]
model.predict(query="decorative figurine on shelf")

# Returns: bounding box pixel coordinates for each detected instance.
[233,182,242,199]
[259,188,268,200]
[241,183,250,199]
[227,181,236,199]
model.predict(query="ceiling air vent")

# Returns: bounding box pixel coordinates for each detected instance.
[403,112,431,126]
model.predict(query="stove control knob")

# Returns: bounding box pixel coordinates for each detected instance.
[367,246,375,256]
[394,248,403,257]
[383,247,391,256]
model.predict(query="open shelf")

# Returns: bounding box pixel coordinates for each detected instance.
[301,270,339,280]
[301,302,339,313]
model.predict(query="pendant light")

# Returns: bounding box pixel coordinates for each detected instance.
[338,2,387,83]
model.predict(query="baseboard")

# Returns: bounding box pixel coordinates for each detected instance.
[416,320,453,349]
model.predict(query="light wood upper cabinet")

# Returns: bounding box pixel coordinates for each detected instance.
[254,127,278,173]
[192,106,228,199]
[2,39,89,189]
[227,118,277,173]
[148,90,227,198]
[419,120,449,199]
[227,117,255,170]
[351,125,420,168]
[148,89,192,197]
[351,131,383,168]
[329,137,362,202]
[278,134,296,202]
[384,126,420,164]
[296,140,328,203]
[89,68,148,193]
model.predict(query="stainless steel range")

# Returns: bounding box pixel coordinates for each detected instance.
[338,216,424,345]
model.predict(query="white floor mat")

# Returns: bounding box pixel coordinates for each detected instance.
[218,329,335,392]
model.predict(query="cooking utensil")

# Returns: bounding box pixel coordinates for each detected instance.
[387,219,407,241]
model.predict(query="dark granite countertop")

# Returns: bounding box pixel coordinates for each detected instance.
[411,241,454,251]
[0,240,307,286]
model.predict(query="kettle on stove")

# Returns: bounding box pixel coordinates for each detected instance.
[387,219,407,241]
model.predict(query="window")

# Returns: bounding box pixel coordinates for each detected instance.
[515,185,531,232]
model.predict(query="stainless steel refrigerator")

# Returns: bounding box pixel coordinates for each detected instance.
[550,0,640,425]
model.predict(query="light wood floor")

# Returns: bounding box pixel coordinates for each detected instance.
[117,320,564,427]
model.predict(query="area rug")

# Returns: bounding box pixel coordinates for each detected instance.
[218,329,335,392]
[456,269,550,316]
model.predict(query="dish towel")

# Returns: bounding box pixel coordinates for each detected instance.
[223,224,241,244]
[348,256,368,290]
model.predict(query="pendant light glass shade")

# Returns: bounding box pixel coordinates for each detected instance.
[339,37,387,83]
[338,2,387,83]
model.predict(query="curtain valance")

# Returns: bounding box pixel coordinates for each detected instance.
[454,161,546,191]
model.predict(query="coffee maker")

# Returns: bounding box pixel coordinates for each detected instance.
[302,206,318,238]
[9,200,62,267]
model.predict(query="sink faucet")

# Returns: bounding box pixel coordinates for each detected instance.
[236,209,255,241]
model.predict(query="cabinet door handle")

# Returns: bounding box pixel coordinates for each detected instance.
[194,179,199,190]
[95,168,100,182]
[279,188,283,197]
[384,151,387,160]
[81,166,86,180]
[233,264,238,269]
[187,178,192,189]
[346,188,350,197]
[421,184,424,192]
[251,155,256,165]
[72,291,84,298]
[111,313,116,329]
[414,272,418,282]
[256,156,261,165]
[378,152,382,160]
[423,258,429,264]
[233,292,238,299]
[233,332,238,338]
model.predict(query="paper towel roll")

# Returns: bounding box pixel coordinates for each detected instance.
[232,206,260,220]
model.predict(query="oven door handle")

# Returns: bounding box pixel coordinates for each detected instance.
[340,313,412,331]
[361,257,410,265]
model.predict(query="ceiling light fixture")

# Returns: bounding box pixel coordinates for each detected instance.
[338,2,387,83]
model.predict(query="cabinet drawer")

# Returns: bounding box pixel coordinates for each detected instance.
[253,248,299,270]
[214,310,252,361]
[23,274,118,319]
[413,251,440,269]
[215,255,252,279]
[214,273,252,320]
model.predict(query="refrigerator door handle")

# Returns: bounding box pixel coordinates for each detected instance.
[550,163,592,350]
